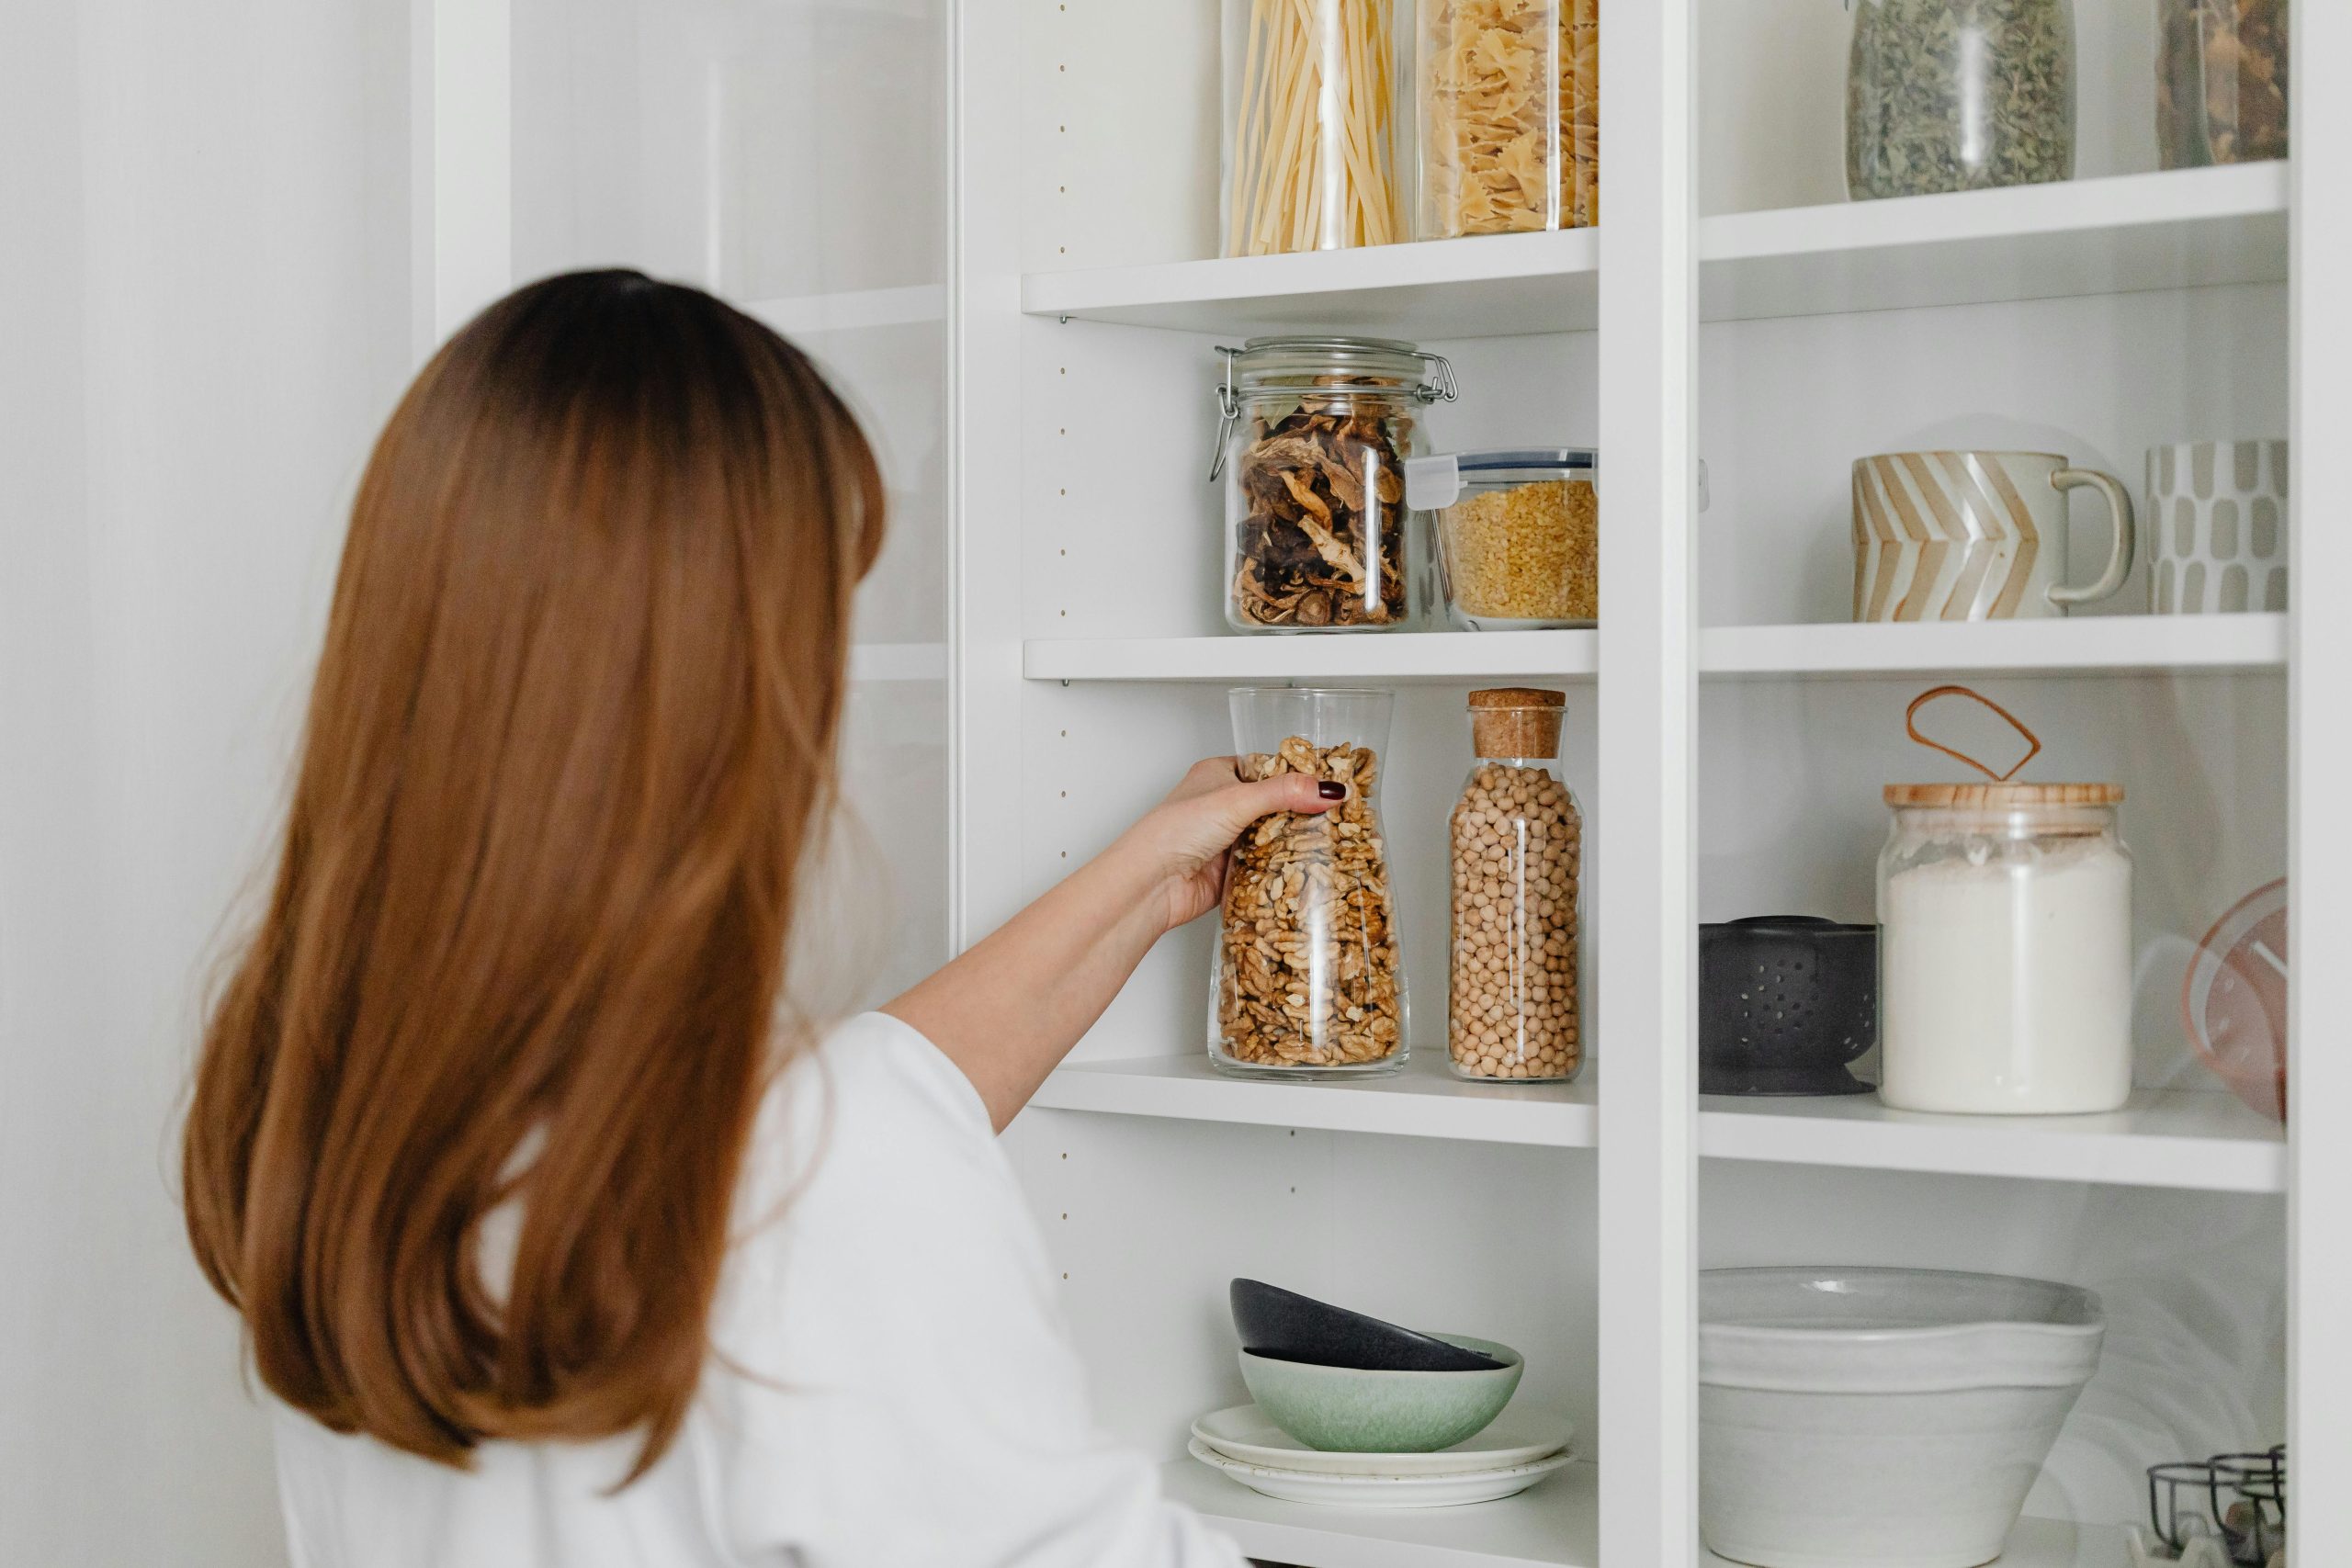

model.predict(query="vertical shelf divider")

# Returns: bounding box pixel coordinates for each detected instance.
[1595,0,1702,1562]
[2289,0,2350,1539]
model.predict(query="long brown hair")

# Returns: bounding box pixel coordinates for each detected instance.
[182,270,883,1473]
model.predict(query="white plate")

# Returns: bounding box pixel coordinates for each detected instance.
[1185,1438,1575,1508]
[1191,1403,1574,1478]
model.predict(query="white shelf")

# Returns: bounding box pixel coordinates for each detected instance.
[1023,615,2282,685]
[1167,1457,2122,1568]
[1023,630,1596,684]
[744,284,944,335]
[1702,163,2288,323]
[1700,614,2287,680]
[1029,1049,1599,1149]
[1162,1454,1597,1568]
[1023,165,2286,339]
[1700,1089,2285,1195]
[1030,1054,2278,1191]
[1023,228,1600,340]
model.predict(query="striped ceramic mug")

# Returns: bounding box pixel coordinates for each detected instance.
[1851,451,2135,622]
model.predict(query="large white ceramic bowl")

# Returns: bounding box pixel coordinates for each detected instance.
[1698,1268,2104,1568]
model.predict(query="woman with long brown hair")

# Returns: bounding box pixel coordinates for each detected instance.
[181,271,1338,1566]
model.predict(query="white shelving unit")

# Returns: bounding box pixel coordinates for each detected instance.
[437,1,2349,1563]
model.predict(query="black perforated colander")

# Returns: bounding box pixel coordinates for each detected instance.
[1699,917,1877,1096]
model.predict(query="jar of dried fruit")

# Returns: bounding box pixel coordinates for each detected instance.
[1417,0,1599,239]
[1409,448,1599,630]
[1212,337,1457,634]
[1211,688,1408,1078]
[2157,0,2289,169]
[1846,0,2076,200]
[1449,689,1582,1083]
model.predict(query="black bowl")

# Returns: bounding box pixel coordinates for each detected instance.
[1699,916,1877,1096]
[1229,1279,1504,1372]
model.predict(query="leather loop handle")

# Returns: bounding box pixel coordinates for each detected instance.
[1905,684,2042,782]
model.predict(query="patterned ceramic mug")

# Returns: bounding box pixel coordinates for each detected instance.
[2147,440,2289,615]
[1851,451,2135,622]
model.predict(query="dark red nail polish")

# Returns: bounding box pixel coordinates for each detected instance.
[1317,782,1345,799]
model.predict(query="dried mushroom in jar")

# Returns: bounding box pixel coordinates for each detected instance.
[1232,387,1413,629]
[2157,0,2288,168]
[1216,737,1405,1068]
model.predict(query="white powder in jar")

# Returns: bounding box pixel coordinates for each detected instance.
[1879,834,2133,1114]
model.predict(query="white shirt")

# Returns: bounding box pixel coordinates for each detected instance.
[272,1012,1243,1568]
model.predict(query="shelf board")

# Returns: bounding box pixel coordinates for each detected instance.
[1022,165,2286,339]
[1702,162,2288,323]
[1029,1049,1598,1149]
[1023,629,1597,684]
[1023,615,2282,685]
[1701,614,2286,680]
[743,283,944,335]
[1166,1457,2121,1568]
[1023,228,1600,339]
[1699,1087,2285,1194]
[1162,1454,1597,1568]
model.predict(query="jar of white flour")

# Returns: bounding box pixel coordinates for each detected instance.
[1877,782,2132,1115]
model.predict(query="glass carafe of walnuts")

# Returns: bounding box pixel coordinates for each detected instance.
[1210,688,1408,1078]
[1449,689,1583,1081]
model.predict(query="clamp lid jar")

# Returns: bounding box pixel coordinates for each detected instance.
[1213,337,1458,635]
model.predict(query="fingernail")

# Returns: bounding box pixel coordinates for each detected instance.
[1317,782,1346,799]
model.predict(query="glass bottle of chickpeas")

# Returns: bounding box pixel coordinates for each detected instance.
[1448,689,1583,1082]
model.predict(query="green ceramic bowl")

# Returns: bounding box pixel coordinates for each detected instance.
[1238,1334,1525,1452]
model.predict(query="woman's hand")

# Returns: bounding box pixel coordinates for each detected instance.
[887,757,1341,1131]
[1122,758,1346,933]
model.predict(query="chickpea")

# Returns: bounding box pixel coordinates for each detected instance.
[1448,761,1581,1081]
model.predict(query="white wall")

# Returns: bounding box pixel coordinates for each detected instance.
[0,2,410,1562]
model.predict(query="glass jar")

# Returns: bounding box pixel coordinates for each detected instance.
[1845,0,2076,200]
[1212,337,1456,635]
[1221,0,1405,256]
[1409,448,1598,630]
[1211,688,1408,1077]
[1416,0,1599,239]
[1876,784,2132,1114]
[1448,689,1582,1082]
[2157,0,2289,169]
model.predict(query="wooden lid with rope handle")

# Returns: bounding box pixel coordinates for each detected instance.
[1884,685,2123,808]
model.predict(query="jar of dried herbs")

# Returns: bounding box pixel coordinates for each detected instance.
[1212,336,1458,634]
[2158,0,2289,169]
[1845,0,2076,201]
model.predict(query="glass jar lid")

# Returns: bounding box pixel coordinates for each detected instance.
[1219,335,1455,398]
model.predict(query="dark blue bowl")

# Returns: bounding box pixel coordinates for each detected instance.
[1230,1279,1505,1373]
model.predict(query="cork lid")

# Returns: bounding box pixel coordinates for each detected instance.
[1885,782,2124,807]
[1467,687,1566,759]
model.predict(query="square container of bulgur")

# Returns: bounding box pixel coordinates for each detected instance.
[1411,448,1599,630]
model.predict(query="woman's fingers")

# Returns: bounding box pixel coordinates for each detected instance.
[1176,773,1340,864]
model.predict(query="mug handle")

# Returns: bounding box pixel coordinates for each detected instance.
[2046,468,2136,606]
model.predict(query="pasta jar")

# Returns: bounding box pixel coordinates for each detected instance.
[1221,0,1405,255]
[1212,688,1408,1077]
[1846,0,2076,200]
[1877,782,2132,1115]
[1449,689,1582,1082]
[2157,0,2289,169]
[1417,0,1599,239]
[1212,337,1457,634]
[1408,447,1598,630]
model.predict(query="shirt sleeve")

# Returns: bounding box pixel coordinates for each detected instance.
[697,1014,1246,1568]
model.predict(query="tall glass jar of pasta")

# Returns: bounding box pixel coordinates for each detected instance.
[1417,0,1599,237]
[1221,0,1407,255]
